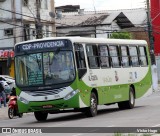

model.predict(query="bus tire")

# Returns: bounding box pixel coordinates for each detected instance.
[85,92,97,117]
[118,87,135,110]
[34,111,48,121]
[18,113,23,118]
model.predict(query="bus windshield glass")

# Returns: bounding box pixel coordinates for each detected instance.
[15,51,75,87]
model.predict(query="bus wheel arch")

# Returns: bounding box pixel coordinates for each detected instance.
[118,85,135,110]
[130,84,136,98]
[91,88,99,104]
[85,89,98,117]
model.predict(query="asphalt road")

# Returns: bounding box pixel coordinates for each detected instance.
[0,91,160,136]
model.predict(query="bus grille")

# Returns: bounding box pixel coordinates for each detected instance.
[24,88,63,96]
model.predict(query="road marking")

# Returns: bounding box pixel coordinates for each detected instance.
[107,125,115,127]
[152,124,160,127]
[72,134,83,136]
[6,134,21,136]
[46,122,67,127]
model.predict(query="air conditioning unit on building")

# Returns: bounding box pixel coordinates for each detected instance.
[0,0,6,2]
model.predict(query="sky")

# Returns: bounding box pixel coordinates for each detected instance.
[55,0,146,11]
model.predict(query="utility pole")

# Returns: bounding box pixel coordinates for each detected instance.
[146,0,155,64]
[50,0,56,37]
[12,0,16,44]
[35,0,43,39]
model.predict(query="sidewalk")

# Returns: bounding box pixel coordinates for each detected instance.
[0,105,8,120]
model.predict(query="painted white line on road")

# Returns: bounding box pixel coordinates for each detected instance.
[152,124,160,127]
[46,122,67,127]
[72,133,83,136]
[107,125,115,127]
[6,134,21,136]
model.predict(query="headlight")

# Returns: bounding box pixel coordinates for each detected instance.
[64,90,78,100]
[18,96,29,104]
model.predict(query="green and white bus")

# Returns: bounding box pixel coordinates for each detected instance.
[14,37,152,121]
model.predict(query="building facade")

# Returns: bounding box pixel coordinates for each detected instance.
[0,0,56,77]
[55,10,135,38]
[151,0,160,80]
[55,8,147,39]
[151,0,160,56]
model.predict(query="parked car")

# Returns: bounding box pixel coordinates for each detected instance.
[0,75,15,91]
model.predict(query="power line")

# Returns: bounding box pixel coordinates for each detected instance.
[0,7,69,27]
[0,6,154,28]
[22,0,37,19]
[0,19,58,35]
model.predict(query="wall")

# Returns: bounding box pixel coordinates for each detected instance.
[151,0,160,81]
[56,26,96,37]
[0,0,12,19]
[0,23,14,47]
[96,22,120,38]
[0,0,14,47]
[151,0,160,56]
[22,0,54,39]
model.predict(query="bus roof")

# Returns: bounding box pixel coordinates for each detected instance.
[15,37,147,46]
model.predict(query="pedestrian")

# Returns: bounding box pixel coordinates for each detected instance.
[0,81,7,108]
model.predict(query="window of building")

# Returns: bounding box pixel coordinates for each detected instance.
[139,46,148,66]
[109,45,120,67]
[86,45,99,68]
[129,46,139,67]
[120,46,130,67]
[4,28,13,36]
[99,45,110,68]
[24,24,30,41]
[23,0,28,6]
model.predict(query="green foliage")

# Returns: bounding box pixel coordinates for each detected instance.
[110,32,132,39]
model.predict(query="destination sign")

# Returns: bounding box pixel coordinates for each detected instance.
[19,40,66,52]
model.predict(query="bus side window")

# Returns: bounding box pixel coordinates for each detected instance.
[120,46,130,67]
[74,44,86,69]
[109,45,120,67]
[86,45,100,69]
[99,45,110,68]
[74,44,87,79]
[139,46,148,66]
[129,46,140,67]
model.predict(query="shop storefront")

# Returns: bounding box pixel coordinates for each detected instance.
[0,49,14,77]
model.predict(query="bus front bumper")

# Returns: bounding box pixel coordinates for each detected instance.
[17,92,87,113]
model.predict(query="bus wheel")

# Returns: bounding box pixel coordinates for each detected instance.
[85,92,97,117]
[34,111,48,121]
[18,113,23,118]
[118,87,135,110]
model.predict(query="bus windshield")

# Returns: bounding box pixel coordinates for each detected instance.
[15,51,75,87]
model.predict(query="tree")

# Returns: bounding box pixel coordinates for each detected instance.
[110,31,132,39]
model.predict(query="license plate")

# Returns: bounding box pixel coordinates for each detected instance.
[42,105,53,109]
